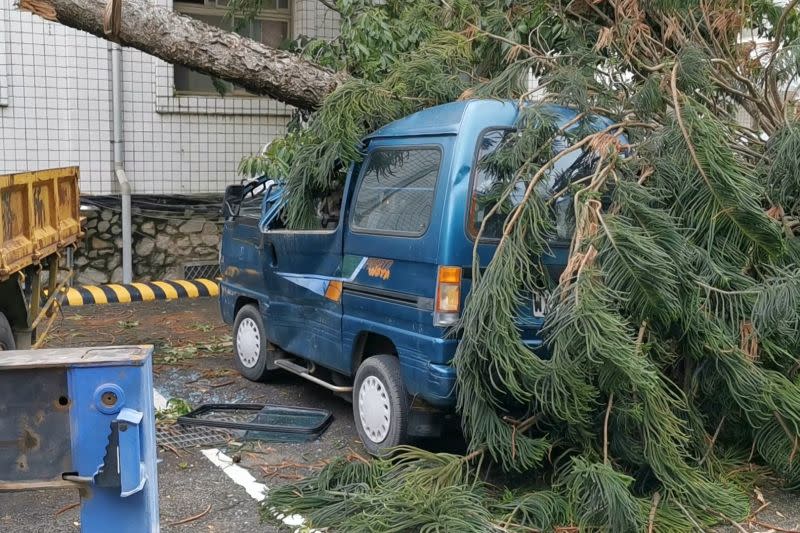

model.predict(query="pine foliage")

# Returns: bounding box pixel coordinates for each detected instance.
[241,0,800,529]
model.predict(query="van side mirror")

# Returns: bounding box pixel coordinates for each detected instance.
[222,184,245,219]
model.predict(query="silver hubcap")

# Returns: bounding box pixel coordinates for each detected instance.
[236,317,260,368]
[358,375,391,443]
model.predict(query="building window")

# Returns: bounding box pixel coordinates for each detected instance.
[173,0,291,95]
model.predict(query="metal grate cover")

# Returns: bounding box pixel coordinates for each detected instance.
[157,423,231,449]
[182,262,221,280]
[177,403,333,443]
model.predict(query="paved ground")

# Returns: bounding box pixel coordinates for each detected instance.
[0,298,363,532]
[2,297,799,532]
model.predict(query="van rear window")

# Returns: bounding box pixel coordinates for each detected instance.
[351,148,441,236]
[469,130,598,241]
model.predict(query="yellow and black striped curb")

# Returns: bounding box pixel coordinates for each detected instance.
[60,278,219,306]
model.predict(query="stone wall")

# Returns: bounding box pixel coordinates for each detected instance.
[75,206,222,284]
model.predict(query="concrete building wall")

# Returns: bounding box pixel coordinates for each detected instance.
[0,0,339,195]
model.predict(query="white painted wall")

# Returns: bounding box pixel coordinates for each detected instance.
[0,0,339,195]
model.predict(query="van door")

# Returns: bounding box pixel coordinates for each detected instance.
[220,179,271,304]
[341,138,453,378]
[260,186,348,374]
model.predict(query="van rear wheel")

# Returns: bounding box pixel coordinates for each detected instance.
[233,304,275,381]
[353,355,410,455]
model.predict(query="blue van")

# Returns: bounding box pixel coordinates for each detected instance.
[219,99,604,454]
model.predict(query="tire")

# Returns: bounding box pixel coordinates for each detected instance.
[233,304,275,381]
[353,354,410,455]
[0,312,15,351]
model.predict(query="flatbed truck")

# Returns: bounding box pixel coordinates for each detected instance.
[0,166,82,350]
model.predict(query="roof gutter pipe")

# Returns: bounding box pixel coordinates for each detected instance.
[111,42,132,284]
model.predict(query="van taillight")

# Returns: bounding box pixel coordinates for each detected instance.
[434,266,461,326]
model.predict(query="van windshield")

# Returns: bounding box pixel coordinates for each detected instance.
[469,129,598,241]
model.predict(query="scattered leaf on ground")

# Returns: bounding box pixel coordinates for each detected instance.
[156,397,192,423]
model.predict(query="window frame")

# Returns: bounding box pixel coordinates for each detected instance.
[466,126,603,245]
[465,127,517,243]
[349,145,444,239]
[0,8,8,108]
[264,162,361,235]
[172,0,292,97]
[237,180,272,219]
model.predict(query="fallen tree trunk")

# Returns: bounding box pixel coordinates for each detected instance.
[19,0,346,109]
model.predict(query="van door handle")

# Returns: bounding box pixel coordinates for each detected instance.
[265,241,277,267]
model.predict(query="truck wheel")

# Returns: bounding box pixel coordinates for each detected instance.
[353,355,410,455]
[0,312,15,351]
[233,304,274,381]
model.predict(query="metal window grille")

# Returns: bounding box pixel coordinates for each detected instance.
[157,423,232,449]
[173,0,291,95]
[183,261,221,280]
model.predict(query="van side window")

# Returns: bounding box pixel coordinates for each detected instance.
[469,130,598,241]
[351,148,441,236]
[469,130,512,240]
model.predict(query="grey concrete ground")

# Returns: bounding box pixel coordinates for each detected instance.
[0,298,362,532]
[1,452,265,533]
[2,298,800,532]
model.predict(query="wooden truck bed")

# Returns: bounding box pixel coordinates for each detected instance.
[0,167,82,280]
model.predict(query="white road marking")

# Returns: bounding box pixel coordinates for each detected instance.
[201,448,267,501]
[153,389,168,411]
[201,448,310,530]
[155,391,312,528]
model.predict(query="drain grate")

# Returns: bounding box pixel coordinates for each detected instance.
[182,262,221,280]
[157,423,232,449]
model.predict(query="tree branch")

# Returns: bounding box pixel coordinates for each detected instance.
[603,392,614,465]
[19,0,346,109]
[315,0,341,14]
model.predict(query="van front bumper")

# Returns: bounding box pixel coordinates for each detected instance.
[426,362,457,406]
[400,357,457,408]
[398,339,543,409]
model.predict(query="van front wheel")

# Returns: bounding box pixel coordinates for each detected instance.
[353,355,410,455]
[233,304,275,381]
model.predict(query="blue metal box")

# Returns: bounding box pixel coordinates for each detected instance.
[0,345,159,532]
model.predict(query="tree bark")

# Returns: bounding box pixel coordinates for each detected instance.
[19,0,346,109]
